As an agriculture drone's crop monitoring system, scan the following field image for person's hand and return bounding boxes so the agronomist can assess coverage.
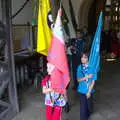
[45,88,53,93]
[42,87,53,94]
[86,92,91,99]
[49,88,53,92]
[87,74,93,79]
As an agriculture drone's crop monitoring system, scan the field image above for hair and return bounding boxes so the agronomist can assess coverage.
[81,51,89,58]
[80,52,89,64]
[76,29,84,39]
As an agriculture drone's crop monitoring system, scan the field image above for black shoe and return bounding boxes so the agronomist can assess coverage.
[64,102,70,113]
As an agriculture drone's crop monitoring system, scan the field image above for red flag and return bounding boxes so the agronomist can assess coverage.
[47,9,70,94]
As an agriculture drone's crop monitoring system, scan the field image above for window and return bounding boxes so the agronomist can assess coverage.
[104,0,120,31]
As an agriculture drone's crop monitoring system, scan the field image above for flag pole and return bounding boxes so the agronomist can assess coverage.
[59,0,63,9]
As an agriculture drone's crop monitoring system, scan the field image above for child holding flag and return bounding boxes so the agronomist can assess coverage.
[41,6,70,120]
[77,52,97,120]
[77,11,102,120]
[41,63,66,120]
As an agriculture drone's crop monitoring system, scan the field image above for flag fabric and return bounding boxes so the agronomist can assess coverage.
[88,12,103,73]
[68,0,77,32]
[47,9,70,94]
[37,0,52,56]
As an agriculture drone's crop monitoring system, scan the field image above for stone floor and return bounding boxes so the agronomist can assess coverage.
[13,60,120,120]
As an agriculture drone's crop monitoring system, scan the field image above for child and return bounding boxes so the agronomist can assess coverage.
[41,63,66,120]
[77,53,97,120]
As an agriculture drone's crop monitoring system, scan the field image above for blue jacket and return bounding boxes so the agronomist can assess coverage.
[77,64,97,94]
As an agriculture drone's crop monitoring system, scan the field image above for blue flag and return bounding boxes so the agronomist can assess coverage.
[88,12,103,73]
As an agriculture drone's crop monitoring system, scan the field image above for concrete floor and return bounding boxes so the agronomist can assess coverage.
[13,60,120,120]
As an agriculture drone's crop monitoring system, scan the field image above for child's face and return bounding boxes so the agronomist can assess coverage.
[47,63,55,75]
[81,54,88,64]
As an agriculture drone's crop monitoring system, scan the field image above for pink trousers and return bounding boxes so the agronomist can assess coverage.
[46,105,62,120]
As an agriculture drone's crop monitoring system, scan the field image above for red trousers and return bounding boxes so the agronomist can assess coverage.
[46,105,62,120]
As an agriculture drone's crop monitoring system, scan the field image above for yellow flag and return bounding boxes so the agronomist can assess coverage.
[37,0,52,56]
